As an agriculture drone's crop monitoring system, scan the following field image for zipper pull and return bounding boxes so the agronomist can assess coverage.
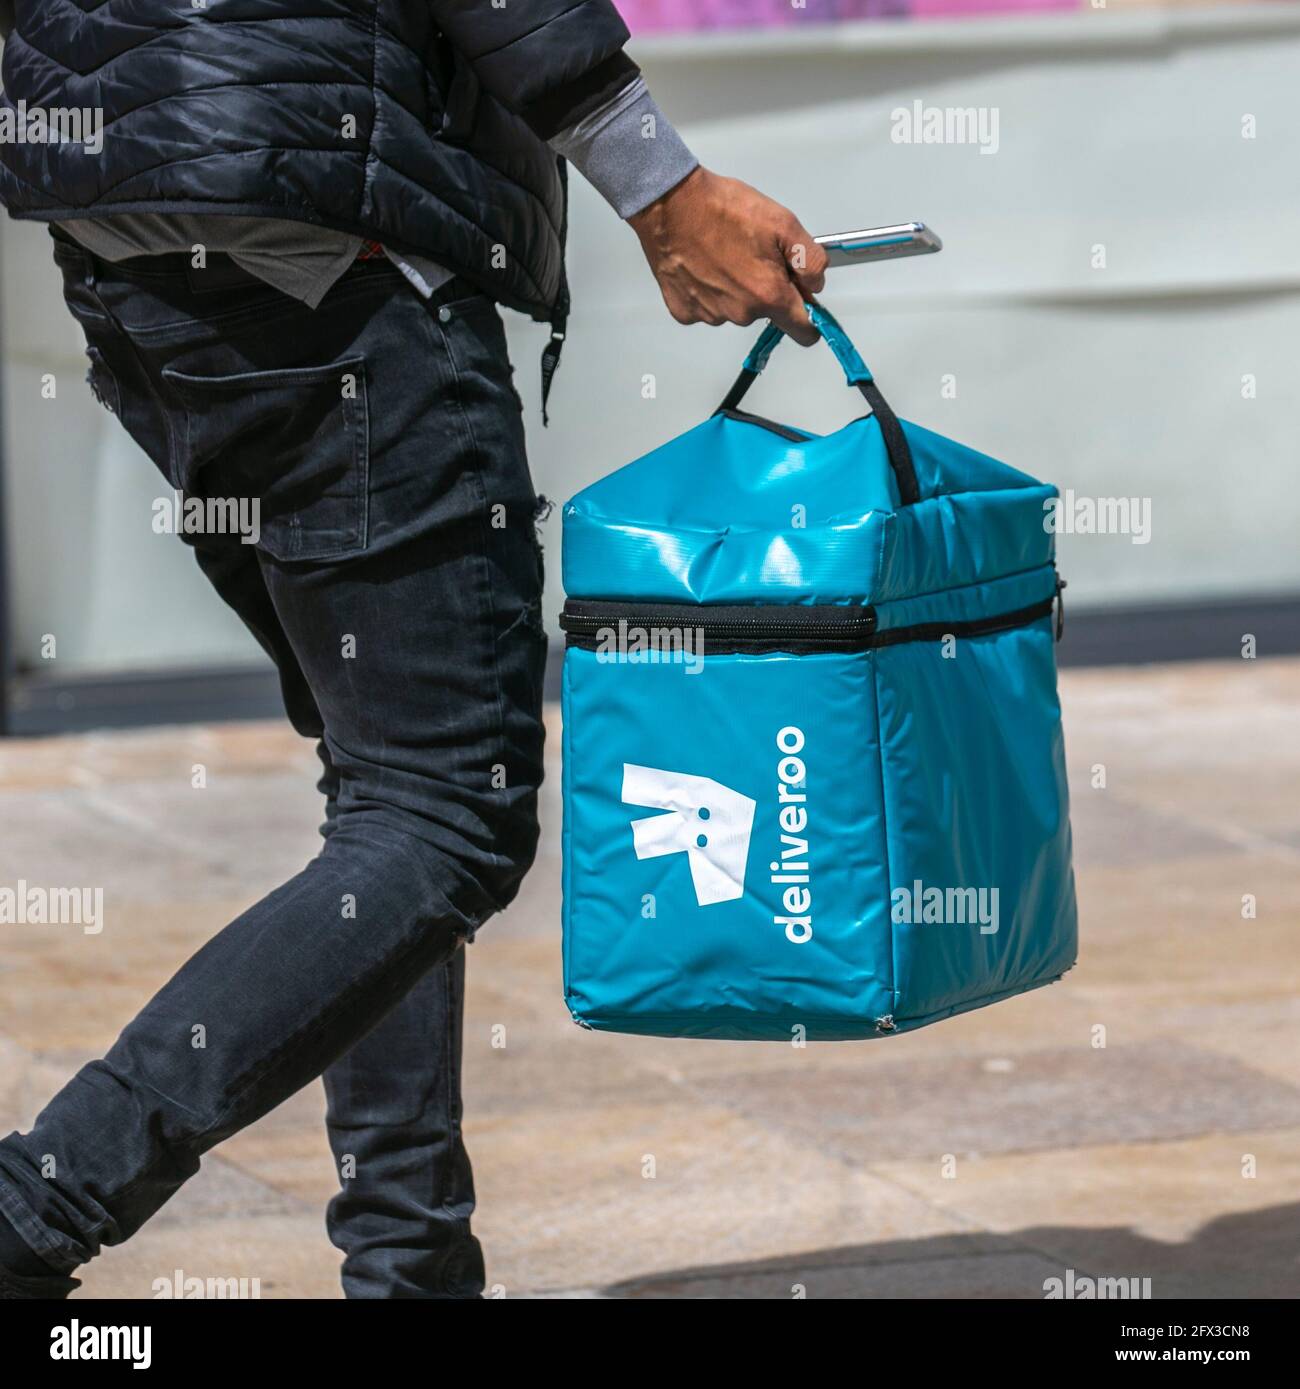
[540,313,567,427]
[1055,577,1067,642]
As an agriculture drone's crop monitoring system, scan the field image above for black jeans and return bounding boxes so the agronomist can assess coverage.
[0,233,548,1297]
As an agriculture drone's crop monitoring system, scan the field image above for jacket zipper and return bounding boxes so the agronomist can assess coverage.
[561,580,1064,655]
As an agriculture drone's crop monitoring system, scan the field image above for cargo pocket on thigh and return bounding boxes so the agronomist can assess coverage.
[161,356,370,561]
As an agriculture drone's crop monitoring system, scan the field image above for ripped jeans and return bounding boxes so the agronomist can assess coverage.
[0,233,547,1297]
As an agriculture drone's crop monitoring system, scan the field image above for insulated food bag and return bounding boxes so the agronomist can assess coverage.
[560,303,1077,1041]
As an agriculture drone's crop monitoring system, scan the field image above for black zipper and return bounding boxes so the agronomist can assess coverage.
[561,580,1064,656]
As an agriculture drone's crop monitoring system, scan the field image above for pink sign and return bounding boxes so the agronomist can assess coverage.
[618,0,1078,31]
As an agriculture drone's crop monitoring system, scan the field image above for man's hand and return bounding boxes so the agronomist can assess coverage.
[628,167,828,346]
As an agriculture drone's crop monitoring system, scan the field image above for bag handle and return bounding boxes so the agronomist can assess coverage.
[714,301,921,506]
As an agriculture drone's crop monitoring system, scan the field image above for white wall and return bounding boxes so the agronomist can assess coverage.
[0,218,268,674]
[3,5,1298,675]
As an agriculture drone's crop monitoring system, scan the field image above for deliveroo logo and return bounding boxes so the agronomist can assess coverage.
[622,764,756,907]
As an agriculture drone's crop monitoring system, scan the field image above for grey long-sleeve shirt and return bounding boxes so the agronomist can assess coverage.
[58,79,697,310]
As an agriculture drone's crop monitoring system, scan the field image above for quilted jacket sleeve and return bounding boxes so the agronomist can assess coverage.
[429,0,638,142]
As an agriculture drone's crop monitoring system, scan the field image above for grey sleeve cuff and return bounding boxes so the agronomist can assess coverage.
[549,77,699,221]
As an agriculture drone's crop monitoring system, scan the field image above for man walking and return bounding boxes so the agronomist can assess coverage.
[0,1,826,1298]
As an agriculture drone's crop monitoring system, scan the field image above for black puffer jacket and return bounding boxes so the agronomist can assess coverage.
[0,0,637,322]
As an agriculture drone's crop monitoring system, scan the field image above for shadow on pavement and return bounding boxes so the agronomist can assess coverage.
[602,1204,1300,1299]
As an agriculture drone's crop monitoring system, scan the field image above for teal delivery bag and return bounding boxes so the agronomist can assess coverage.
[560,304,1077,1041]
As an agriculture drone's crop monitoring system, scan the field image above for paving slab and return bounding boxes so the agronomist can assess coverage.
[872,1128,1300,1299]
[74,1214,343,1301]
[1060,660,1300,850]
[1068,790,1244,870]
[469,1100,978,1294]
[686,1040,1300,1163]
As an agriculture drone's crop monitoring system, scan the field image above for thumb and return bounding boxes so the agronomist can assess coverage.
[780,221,828,299]
[768,277,819,349]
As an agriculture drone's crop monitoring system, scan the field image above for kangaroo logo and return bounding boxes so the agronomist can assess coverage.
[622,764,756,906]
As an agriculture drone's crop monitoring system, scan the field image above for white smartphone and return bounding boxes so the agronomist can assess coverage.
[816,222,942,268]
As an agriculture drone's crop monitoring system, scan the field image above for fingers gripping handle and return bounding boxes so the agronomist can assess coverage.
[735,302,868,385]
[715,302,921,506]
[806,302,873,385]
[740,321,785,377]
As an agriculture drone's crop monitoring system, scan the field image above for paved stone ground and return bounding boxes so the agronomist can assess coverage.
[0,659,1296,1299]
